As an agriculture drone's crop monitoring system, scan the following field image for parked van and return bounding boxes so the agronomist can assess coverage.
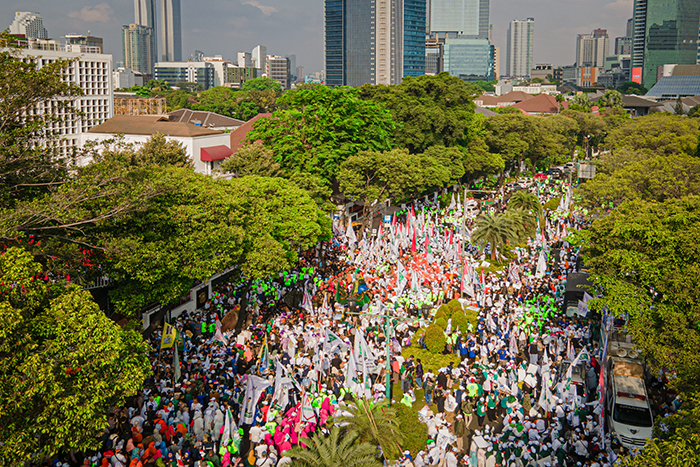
[607,358,653,451]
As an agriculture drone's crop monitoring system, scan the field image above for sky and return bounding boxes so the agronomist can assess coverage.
[2,0,634,75]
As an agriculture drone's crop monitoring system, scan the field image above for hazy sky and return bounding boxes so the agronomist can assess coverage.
[2,0,633,74]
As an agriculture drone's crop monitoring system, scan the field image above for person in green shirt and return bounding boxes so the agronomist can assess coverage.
[475,397,486,428]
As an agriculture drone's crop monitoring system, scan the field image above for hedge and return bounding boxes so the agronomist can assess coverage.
[395,402,429,457]
[435,317,448,330]
[401,347,455,373]
[424,324,446,354]
[451,311,470,333]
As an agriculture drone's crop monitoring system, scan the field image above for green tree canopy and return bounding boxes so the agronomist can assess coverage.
[617,81,648,95]
[0,247,150,463]
[285,426,382,467]
[241,77,282,93]
[246,85,396,184]
[471,212,518,260]
[358,72,481,153]
[604,114,700,157]
[219,141,281,177]
[333,397,404,460]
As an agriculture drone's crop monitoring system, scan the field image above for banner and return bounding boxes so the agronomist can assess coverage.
[160,322,177,349]
[239,375,272,426]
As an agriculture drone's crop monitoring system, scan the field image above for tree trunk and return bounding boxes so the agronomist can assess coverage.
[235,283,252,334]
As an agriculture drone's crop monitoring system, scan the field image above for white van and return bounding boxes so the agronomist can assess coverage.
[608,359,654,451]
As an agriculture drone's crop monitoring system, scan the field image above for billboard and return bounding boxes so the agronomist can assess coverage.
[631,67,642,84]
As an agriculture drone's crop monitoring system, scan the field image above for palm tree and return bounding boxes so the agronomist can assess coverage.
[332,397,404,460]
[286,426,383,467]
[471,212,518,261]
[508,191,542,217]
[502,208,536,243]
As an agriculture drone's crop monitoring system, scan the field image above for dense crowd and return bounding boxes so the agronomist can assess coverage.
[43,176,621,467]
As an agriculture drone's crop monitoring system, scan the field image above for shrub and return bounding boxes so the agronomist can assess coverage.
[434,305,449,320]
[401,347,454,373]
[395,403,429,457]
[446,299,463,315]
[424,324,446,354]
[451,311,469,333]
[543,197,560,211]
[463,308,479,329]
[435,317,448,330]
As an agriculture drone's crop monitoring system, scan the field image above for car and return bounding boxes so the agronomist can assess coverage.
[607,359,653,452]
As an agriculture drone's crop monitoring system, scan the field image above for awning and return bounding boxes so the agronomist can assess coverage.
[200,145,232,161]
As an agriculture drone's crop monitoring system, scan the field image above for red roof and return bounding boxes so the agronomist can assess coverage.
[230,113,273,153]
[512,94,560,114]
[200,145,233,161]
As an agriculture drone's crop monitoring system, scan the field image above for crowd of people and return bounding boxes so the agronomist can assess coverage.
[47,175,627,467]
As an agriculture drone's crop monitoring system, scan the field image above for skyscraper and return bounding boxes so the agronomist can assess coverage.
[122,24,156,77]
[632,0,700,89]
[252,45,267,71]
[135,0,156,29]
[576,29,609,68]
[429,0,488,38]
[160,0,182,62]
[9,12,48,39]
[506,18,534,78]
[324,0,425,87]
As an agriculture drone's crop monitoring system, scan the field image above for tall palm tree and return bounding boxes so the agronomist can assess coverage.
[508,191,542,217]
[502,208,536,243]
[332,397,404,460]
[471,212,518,260]
[286,426,383,467]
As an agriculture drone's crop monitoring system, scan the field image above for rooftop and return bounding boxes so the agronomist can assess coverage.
[87,115,223,137]
[168,109,245,128]
[646,76,700,99]
[512,94,560,114]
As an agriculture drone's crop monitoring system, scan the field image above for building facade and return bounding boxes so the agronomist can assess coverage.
[252,45,267,72]
[442,38,494,80]
[227,67,257,87]
[506,18,534,78]
[576,29,609,68]
[267,55,291,89]
[155,62,214,89]
[632,0,700,89]
[324,0,425,86]
[9,12,48,39]
[122,24,156,77]
[64,34,103,53]
[17,43,114,156]
[160,0,182,61]
[429,0,489,39]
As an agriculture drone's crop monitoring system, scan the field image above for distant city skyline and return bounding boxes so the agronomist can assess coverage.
[2,0,635,75]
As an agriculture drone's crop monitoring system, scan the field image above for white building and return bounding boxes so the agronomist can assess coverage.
[512,84,558,95]
[576,29,609,68]
[9,12,48,39]
[506,18,535,78]
[113,67,145,89]
[16,41,114,156]
[252,45,267,73]
[80,115,232,175]
[154,61,215,89]
[237,52,252,68]
[202,56,230,87]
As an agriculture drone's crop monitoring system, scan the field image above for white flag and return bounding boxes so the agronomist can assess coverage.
[346,222,357,246]
[238,375,272,426]
[535,250,547,278]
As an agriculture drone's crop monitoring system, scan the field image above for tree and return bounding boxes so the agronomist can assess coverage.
[561,111,607,158]
[241,77,282,93]
[569,93,592,112]
[617,81,648,95]
[675,96,685,116]
[358,73,481,153]
[174,81,202,92]
[333,397,404,460]
[597,90,623,109]
[285,426,382,467]
[502,208,536,243]
[246,85,396,185]
[472,80,497,92]
[219,141,281,177]
[689,105,700,118]
[604,114,700,157]
[0,34,82,208]
[0,247,150,464]
[134,133,193,168]
[577,153,700,211]
[145,79,170,92]
[580,196,700,395]
[471,213,517,260]
[507,191,541,216]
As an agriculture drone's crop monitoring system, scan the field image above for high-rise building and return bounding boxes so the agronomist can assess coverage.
[493,45,500,79]
[267,55,291,89]
[122,24,156,77]
[296,65,305,82]
[238,52,252,68]
[632,0,700,89]
[64,34,103,53]
[615,37,632,55]
[324,0,425,87]
[429,0,488,39]
[155,61,214,89]
[160,0,182,61]
[135,0,156,29]
[442,38,494,80]
[506,18,534,78]
[286,54,297,78]
[252,45,267,72]
[18,41,113,156]
[627,17,634,38]
[576,29,609,68]
[9,12,48,39]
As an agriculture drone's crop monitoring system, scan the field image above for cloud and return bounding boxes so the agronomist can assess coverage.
[67,3,114,23]
[241,0,277,16]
